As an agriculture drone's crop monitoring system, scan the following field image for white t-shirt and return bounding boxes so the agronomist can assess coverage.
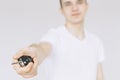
[39,25,105,80]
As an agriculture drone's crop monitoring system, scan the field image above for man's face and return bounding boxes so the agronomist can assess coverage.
[60,0,88,24]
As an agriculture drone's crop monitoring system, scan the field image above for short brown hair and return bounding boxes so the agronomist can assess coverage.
[60,0,62,8]
[60,0,87,8]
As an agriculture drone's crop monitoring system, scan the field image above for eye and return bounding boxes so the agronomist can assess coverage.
[77,0,83,4]
[64,2,72,6]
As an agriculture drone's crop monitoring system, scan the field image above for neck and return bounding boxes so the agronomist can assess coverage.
[65,21,85,40]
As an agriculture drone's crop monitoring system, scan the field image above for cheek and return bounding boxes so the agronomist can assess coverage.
[79,5,87,12]
[79,7,84,12]
[63,9,71,16]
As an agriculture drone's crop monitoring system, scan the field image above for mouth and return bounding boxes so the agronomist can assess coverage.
[72,13,80,16]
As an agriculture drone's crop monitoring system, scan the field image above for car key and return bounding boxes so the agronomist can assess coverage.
[12,56,34,67]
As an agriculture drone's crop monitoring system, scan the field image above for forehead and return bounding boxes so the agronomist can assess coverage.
[62,0,84,2]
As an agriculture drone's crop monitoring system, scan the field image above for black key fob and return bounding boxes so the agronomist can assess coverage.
[18,56,34,67]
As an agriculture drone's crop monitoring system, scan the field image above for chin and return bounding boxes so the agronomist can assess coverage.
[71,19,83,24]
[70,17,83,23]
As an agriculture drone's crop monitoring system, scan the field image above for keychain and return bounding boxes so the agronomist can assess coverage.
[12,56,34,67]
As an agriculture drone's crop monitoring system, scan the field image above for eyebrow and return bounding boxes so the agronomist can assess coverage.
[77,0,84,3]
[63,0,84,4]
[63,1,71,4]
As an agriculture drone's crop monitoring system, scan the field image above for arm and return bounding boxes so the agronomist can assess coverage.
[12,42,52,78]
[30,42,52,64]
[96,63,104,80]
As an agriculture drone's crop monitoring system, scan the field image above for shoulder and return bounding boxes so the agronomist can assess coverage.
[46,25,64,37]
[86,30,103,45]
[47,25,63,33]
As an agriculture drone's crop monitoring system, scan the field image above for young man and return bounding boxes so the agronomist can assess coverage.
[12,0,105,80]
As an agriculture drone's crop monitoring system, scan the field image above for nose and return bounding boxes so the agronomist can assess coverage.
[72,5,78,11]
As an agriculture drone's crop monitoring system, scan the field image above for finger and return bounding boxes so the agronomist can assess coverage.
[13,47,35,59]
[13,62,33,75]
[21,62,33,73]
[12,61,19,70]
[21,73,37,78]
[33,58,39,69]
[23,47,36,58]
[22,75,32,78]
[12,59,19,65]
[30,58,39,73]
[20,58,38,77]
[12,59,18,63]
[16,47,36,58]
[13,63,24,75]
[13,50,24,59]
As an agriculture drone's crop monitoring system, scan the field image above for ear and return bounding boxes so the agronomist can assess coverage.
[86,3,89,11]
[84,3,88,14]
[59,8,64,15]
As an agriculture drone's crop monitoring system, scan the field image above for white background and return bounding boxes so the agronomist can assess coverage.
[0,0,120,80]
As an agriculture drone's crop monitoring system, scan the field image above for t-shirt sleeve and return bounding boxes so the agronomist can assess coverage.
[97,40,105,63]
[38,29,59,79]
[40,28,59,49]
